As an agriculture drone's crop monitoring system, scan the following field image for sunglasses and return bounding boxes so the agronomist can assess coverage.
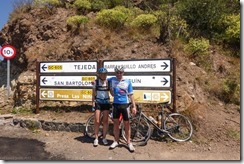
[116,72,124,74]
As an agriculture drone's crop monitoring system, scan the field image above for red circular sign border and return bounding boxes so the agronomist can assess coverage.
[0,45,16,60]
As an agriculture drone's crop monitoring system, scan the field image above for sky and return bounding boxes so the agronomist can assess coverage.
[0,0,14,30]
[0,0,14,60]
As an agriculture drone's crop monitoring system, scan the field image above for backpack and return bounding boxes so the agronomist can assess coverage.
[95,79,110,100]
[95,79,110,91]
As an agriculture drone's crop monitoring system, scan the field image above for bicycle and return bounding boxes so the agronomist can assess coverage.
[125,102,193,146]
[84,104,125,139]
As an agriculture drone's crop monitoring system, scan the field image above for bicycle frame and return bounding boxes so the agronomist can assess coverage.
[129,102,193,145]
[136,105,170,135]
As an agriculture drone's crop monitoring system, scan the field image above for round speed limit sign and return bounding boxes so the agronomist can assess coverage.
[0,45,16,59]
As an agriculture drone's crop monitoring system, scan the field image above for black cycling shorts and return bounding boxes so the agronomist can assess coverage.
[112,103,130,121]
[95,103,110,111]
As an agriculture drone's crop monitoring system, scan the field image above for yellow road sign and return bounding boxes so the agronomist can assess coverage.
[108,90,171,104]
[48,65,62,70]
[40,89,171,103]
[40,89,92,101]
[133,90,171,103]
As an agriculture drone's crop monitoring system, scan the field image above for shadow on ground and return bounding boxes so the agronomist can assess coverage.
[0,137,66,160]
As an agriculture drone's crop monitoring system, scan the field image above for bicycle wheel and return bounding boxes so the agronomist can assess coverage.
[84,114,103,139]
[164,113,193,142]
[122,116,151,146]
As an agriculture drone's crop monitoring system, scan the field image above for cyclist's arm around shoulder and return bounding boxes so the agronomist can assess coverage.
[91,79,96,107]
[107,77,114,96]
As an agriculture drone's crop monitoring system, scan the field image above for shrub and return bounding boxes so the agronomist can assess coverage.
[130,14,157,29]
[222,14,240,42]
[184,37,211,70]
[74,0,91,11]
[185,37,210,56]
[96,8,127,29]
[33,0,62,7]
[219,14,240,51]
[90,0,107,11]
[221,78,240,105]
[67,15,89,28]
[153,9,189,41]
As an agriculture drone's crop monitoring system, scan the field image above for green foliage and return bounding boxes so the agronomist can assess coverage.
[153,9,189,40]
[113,6,131,15]
[175,0,240,55]
[226,129,240,141]
[90,0,107,11]
[220,14,240,46]
[12,107,31,114]
[67,15,89,28]
[96,8,128,29]
[74,0,91,11]
[130,14,157,29]
[184,37,211,70]
[222,78,240,105]
[176,0,227,37]
[33,0,62,7]
[106,0,125,8]
[185,37,209,56]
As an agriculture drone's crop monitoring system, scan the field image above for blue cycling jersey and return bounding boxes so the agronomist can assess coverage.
[108,77,133,104]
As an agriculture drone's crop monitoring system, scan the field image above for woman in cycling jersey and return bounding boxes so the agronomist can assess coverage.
[108,65,137,152]
[92,67,110,147]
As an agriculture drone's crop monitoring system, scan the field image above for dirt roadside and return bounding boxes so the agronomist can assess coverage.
[0,107,241,161]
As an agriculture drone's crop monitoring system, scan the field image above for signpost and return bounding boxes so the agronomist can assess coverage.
[40,61,97,73]
[103,59,171,73]
[133,90,171,103]
[0,46,4,61]
[40,89,92,101]
[40,76,96,87]
[107,75,171,88]
[39,88,172,103]
[0,45,16,98]
[36,58,176,113]
[103,58,175,111]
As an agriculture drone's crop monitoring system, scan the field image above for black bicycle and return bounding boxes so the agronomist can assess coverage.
[125,102,193,146]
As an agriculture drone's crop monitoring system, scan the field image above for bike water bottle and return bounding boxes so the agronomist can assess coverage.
[149,116,158,124]
[157,114,162,127]
[92,107,95,112]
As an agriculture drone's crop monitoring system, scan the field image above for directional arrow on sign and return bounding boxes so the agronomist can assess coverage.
[41,91,47,98]
[41,77,47,84]
[161,77,168,86]
[161,93,169,101]
[41,64,47,71]
[161,62,169,70]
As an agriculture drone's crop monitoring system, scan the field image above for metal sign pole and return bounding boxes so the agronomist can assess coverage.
[36,61,40,114]
[1,45,17,98]
[7,59,10,98]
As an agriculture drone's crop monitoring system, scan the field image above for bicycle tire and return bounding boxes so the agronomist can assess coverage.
[122,115,151,146]
[164,113,193,142]
[84,114,103,139]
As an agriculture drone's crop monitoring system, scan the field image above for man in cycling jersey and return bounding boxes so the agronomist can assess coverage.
[108,65,137,152]
[92,67,110,147]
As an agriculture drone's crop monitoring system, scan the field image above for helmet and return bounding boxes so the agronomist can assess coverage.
[114,65,125,72]
[98,67,108,74]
